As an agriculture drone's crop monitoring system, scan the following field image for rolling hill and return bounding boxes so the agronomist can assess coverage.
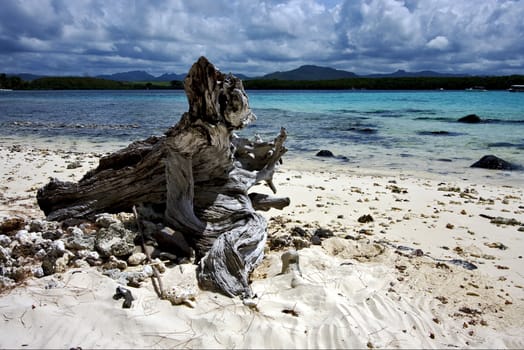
[5,65,473,85]
[364,69,468,78]
[261,65,358,80]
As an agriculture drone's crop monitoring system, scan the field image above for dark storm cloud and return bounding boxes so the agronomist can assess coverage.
[0,0,69,41]
[332,0,524,74]
[0,0,522,76]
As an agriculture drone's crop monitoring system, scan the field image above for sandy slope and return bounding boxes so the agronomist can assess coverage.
[1,144,523,349]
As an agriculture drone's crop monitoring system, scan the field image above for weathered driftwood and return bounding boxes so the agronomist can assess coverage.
[37,56,289,297]
[38,136,167,221]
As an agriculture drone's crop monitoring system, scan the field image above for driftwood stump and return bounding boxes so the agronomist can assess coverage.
[37,56,289,297]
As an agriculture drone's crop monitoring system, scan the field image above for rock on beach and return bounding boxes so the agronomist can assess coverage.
[0,214,147,289]
[470,155,517,170]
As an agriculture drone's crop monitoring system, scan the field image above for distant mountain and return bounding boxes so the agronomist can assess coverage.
[233,73,251,80]
[96,67,469,82]
[364,69,468,78]
[101,67,467,82]
[6,66,471,84]
[7,73,44,81]
[260,65,357,80]
[256,66,468,80]
[153,73,186,82]
[96,70,156,82]
[95,71,189,82]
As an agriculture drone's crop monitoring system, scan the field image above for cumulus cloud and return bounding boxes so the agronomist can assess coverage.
[333,0,524,74]
[0,0,522,76]
[426,36,449,50]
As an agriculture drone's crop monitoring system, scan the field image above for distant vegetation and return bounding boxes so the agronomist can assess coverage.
[0,73,27,89]
[243,75,524,90]
[2,72,523,91]
[29,77,126,90]
[0,75,184,90]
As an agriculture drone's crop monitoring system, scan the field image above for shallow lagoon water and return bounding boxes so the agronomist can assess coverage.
[1,89,523,184]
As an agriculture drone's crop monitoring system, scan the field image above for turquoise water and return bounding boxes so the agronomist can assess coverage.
[1,89,523,181]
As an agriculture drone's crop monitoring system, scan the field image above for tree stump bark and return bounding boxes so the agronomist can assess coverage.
[37,56,289,297]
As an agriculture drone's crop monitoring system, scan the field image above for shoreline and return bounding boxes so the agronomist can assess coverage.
[1,141,524,348]
[2,134,523,187]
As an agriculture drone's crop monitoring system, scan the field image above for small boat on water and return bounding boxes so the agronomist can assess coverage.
[0,88,13,92]
[508,84,524,92]
[465,86,487,91]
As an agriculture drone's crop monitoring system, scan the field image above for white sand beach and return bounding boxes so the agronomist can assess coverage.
[1,143,523,349]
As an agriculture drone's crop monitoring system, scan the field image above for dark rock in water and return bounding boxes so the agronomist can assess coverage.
[316,150,334,157]
[347,127,377,134]
[314,150,350,161]
[470,155,516,170]
[418,131,462,136]
[488,142,516,148]
[458,114,482,123]
[487,142,524,150]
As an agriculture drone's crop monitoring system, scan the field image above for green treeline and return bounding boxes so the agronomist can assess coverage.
[29,77,126,89]
[0,74,184,90]
[0,74,27,89]
[243,75,524,90]
[2,73,524,90]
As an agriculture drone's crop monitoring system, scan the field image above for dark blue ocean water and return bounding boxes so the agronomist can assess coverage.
[1,89,523,180]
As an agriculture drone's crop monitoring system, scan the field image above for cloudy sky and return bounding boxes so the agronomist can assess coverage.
[1,0,523,77]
